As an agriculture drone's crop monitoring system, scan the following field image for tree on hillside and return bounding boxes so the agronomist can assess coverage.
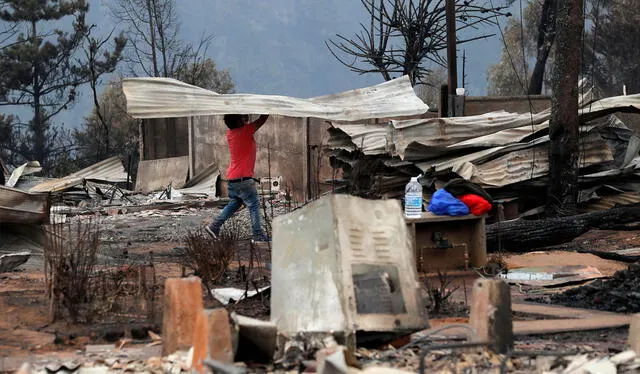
[585,0,640,97]
[0,113,18,165]
[76,18,127,158]
[108,0,182,77]
[527,0,557,94]
[0,0,89,166]
[327,0,511,86]
[73,79,139,168]
[175,57,234,93]
[0,6,17,53]
[502,0,558,94]
[487,0,554,96]
[108,0,233,90]
[487,18,531,96]
[0,1,127,172]
[488,0,639,97]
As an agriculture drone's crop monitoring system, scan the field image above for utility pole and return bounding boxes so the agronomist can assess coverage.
[546,0,584,216]
[446,0,458,116]
[462,49,467,90]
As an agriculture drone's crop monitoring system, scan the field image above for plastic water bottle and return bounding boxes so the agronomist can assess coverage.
[404,176,423,218]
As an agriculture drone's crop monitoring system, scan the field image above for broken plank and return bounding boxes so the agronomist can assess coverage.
[413,315,631,341]
[513,316,631,336]
[512,302,627,320]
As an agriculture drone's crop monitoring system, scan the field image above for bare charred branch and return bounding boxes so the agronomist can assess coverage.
[327,0,510,85]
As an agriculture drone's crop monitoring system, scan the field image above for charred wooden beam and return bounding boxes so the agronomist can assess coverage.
[487,203,640,252]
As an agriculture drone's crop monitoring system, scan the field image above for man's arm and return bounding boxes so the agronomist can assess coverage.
[252,114,269,131]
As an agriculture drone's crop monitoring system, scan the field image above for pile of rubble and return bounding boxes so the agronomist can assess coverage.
[13,339,640,373]
[14,350,192,374]
[327,85,640,216]
[550,263,640,313]
[364,347,640,374]
[0,156,226,227]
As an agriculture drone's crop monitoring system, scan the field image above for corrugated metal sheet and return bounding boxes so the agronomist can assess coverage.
[174,162,219,197]
[579,94,640,120]
[330,123,389,154]
[414,124,605,173]
[324,95,638,159]
[122,75,429,121]
[391,110,551,158]
[451,131,614,188]
[585,192,640,211]
[390,94,640,158]
[0,185,49,224]
[330,117,549,159]
[416,137,550,174]
[328,93,639,159]
[29,156,128,192]
[451,122,549,148]
[581,156,640,179]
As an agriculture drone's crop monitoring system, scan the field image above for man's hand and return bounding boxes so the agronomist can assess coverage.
[253,114,269,131]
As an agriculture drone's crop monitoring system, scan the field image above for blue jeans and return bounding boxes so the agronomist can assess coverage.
[210,179,268,241]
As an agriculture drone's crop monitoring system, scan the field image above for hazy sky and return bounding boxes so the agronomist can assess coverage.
[2,0,518,129]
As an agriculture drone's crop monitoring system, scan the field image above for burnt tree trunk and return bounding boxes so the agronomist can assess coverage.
[487,203,640,252]
[546,0,584,217]
[31,20,45,165]
[528,0,557,95]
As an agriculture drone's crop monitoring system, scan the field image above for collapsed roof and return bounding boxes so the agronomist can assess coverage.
[326,91,640,206]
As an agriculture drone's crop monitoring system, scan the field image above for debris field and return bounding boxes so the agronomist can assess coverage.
[2,78,640,374]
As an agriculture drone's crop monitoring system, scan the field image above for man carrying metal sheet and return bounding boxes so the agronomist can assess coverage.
[205,114,270,243]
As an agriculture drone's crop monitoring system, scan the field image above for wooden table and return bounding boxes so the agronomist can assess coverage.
[405,212,487,272]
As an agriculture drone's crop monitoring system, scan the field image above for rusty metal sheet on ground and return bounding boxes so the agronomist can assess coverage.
[413,315,631,340]
[135,156,190,193]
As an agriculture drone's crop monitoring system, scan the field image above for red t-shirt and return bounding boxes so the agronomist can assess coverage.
[226,123,257,179]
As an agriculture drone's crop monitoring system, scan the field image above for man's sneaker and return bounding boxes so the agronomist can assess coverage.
[204,225,219,240]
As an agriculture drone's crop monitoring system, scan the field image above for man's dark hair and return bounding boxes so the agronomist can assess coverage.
[223,114,245,129]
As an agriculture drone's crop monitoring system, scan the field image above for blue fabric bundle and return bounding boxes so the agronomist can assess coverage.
[427,189,470,216]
